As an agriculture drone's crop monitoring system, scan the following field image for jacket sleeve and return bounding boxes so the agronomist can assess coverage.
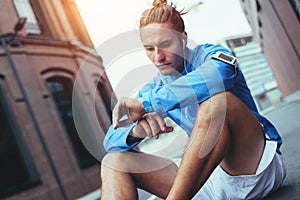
[141,44,237,116]
[103,122,138,152]
[103,81,158,152]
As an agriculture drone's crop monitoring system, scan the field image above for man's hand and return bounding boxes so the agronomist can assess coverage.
[132,113,174,139]
[113,97,146,129]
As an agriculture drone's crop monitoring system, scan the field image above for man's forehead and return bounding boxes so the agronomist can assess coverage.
[140,25,181,43]
[141,22,181,32]
[140,26,181,35]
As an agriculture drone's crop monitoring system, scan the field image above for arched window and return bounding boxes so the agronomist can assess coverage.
[0,78,40,198]
[45,74,98,169]
[13,0,41,34]
[94,75,116,132]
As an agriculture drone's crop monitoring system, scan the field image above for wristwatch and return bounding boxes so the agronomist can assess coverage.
[142,99,153,113]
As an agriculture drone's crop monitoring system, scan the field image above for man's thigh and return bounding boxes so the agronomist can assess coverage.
[220,92,265,175]
[193,92,265,175]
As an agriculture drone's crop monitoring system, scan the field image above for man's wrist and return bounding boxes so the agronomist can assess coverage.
[137,98,146,113]
[126,134,144,145]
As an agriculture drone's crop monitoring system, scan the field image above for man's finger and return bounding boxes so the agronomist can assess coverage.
[137,120,152,137]
[160,126,174,133]
[153,134,159,139]
[112,100,128,129]
[113,114,121,129]
[113,115,119,129]
[153,126,173,139]
[112,103,120,129]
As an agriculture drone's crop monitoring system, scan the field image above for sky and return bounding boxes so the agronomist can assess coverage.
[74,0,252,98]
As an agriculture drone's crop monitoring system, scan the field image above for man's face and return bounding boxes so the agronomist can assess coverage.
[140,23,185,76]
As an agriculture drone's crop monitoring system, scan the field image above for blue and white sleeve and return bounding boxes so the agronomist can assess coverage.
[103,122,138,152]
[141,44,237,115]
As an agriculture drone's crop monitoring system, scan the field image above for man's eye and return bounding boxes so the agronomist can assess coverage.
[145,47,154,51]
[159,45,169,49]
[159,42,171,49]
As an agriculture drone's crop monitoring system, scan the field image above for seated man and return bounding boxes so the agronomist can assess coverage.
[100,0,286,199]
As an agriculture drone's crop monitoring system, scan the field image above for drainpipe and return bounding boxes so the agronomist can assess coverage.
[0,34,67,200]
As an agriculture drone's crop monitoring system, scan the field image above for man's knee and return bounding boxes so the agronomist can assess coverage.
[223,92,256,124]
[101,152,127,174]
[101,151,152,174]
[196,92,229,122]
[194,91,248,134]
[198,92,246,116]
[224,92,246,110]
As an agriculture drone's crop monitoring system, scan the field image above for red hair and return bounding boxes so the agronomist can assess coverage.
[139,0,186,33]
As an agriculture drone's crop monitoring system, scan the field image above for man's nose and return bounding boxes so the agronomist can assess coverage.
[154,48,165,63]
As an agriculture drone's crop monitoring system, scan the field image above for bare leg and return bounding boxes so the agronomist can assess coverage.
[101,92,265,200]
[167,92,265,199]
[100,151,178,200]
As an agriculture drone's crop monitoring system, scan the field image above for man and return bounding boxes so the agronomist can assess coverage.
[100,1,286,199]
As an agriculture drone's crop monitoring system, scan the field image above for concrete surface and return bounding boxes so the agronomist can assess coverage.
[262,91,300,200]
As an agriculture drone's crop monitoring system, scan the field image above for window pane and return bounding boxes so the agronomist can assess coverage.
[96,81,113,123]
[0,84,40,198]
[46,76,98,169]
[13,0,41,34]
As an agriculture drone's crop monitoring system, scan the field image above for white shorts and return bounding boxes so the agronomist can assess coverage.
[172,140,286,200]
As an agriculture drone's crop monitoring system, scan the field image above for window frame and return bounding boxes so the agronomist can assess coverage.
[43,71,99,169]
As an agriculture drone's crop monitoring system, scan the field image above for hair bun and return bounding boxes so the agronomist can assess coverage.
[153,0,167,7]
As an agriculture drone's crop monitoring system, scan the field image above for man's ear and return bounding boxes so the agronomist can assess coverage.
[182,31,188,46]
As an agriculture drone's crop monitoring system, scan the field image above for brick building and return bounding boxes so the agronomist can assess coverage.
[239,0,300,97]
[0,0,116,199]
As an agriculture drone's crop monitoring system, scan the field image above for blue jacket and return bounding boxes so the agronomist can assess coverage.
[103,43,282,153]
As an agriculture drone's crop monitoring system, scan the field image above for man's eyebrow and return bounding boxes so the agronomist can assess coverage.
[143,44,153,47]
[143,39,173,47]
[159,39,173,45]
